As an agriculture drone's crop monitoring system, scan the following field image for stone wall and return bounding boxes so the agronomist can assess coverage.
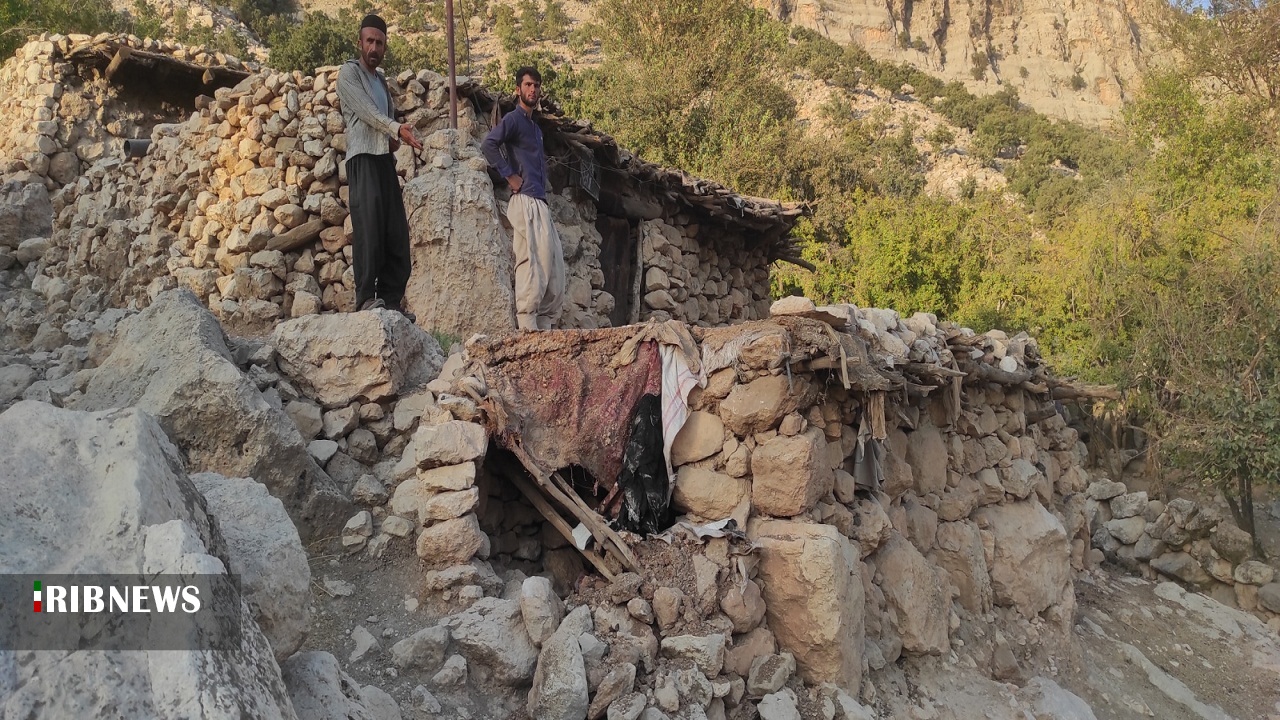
[1087,478,1280,629]
[637,219,773,326]
[3,35,783,342]
[0,33,248,187]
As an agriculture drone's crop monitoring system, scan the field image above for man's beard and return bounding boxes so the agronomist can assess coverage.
[362,50,381,69]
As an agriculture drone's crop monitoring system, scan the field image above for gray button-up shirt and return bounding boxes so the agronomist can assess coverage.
[337,59,401,159]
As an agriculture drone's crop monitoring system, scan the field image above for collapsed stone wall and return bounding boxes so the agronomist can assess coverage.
[1087,478,1280,628]
[298,303,1089,717]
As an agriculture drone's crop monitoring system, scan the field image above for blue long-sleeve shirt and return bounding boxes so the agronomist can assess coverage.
[481,106,548,201]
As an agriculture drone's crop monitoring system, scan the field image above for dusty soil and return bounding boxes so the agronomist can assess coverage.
[1062,569,1280,720]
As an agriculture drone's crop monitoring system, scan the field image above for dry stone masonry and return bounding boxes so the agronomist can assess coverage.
[1,34,788,347]
[7,32,1268,720]
[1087,478,1280,629]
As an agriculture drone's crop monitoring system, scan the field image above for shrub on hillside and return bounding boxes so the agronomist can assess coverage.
[0,0,127,58]
[268,11,352,73]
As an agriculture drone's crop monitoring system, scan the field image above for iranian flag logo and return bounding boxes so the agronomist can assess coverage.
[33,580,41,613]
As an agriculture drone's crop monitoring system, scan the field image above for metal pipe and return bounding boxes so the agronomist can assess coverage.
[445,0,458,130]
[123,138,151,158]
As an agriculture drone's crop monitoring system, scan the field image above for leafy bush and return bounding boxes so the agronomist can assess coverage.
[268,11,352,73]
[1070,73,1086,91]
[386,34,447,74]
[0,0,128,58]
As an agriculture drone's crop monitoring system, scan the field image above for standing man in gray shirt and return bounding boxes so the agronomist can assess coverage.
[481,66,565,331]
[337,14,423,321]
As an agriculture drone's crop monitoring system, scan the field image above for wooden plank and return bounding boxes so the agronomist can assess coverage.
[551,470,641,570]
[510,472,615,581]
[507,444,639,573]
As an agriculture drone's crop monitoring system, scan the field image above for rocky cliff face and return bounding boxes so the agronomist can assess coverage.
[771,0,1171,124]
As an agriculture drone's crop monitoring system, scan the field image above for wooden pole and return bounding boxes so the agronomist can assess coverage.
[445,0,459,129]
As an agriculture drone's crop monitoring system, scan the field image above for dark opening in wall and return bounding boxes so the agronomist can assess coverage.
[595,215,637,326]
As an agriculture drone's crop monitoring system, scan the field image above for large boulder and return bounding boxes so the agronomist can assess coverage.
[402,130,517,338]
[972,501,1070,616]
[0,179,52,250]
[931,521,992,613]
[719,375,799,436]
[271,308,444,408]
[673,466,748,520]
[527,605,591,720]
[191,473,312,663]
[905,422,947,496]
[751,428,834,517]
[873,533,950,655]
[440,597,540,685]
[281,651,401,720]
[748,519,863,692]
[0,402,295,719]
[77,289,350,541]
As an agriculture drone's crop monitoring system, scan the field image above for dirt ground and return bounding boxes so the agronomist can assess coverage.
[1062,569,1280,720]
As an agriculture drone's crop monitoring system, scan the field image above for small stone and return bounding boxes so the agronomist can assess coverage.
[747,652,795,696]
[432,654,468,685]
[343,511,373,542]
[606,692,647,720]
[653,586,683,630]
[659,634,725,676]
[758,689,801,720]
[322,405,359,439]
[350,625,379,662]
[1110,491,1148,519]
[324,578,354,597]
[381,515,415,538]
[627,597,654,624]
[352,474,388,505]
[284,399,323,440]
[1259,583,1280,614]
[1086,480,1127,501]
[411,685,442,714]
[1234,560,1275,586]
[307,439,339,465]
[521,575,565,647]
[390,625,449,670]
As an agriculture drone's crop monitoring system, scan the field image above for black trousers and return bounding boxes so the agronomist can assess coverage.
[347,153,411,308]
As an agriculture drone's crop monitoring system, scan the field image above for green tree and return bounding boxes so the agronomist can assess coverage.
[566,0,797,194]
[268,11,352,73]
[1134,234,1280,553]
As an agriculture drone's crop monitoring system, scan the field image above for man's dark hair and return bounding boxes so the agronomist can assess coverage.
[515,66,542,85]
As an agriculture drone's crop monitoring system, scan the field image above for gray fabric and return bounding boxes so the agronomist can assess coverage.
[337,59,400,159]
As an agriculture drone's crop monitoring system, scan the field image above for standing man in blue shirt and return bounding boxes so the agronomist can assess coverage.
[337,14,423,321]
[481,66,565,331]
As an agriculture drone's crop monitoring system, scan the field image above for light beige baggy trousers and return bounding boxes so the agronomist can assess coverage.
[507,193,565,330]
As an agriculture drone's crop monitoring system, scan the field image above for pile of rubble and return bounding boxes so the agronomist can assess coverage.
[1087,478,1280,627]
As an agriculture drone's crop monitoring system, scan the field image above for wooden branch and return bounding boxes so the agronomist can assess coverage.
[509,472,615,581]
[1026,406,1061,424]
[1051,383,1122,401]
[506,444,639,574]
[958,361,1033,386]
[267,219,325,253]
[105,47,131,80]
[551,470,641,571]
[903,362,967,379]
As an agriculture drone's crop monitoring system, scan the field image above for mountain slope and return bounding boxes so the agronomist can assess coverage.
[764,0,1172,124]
